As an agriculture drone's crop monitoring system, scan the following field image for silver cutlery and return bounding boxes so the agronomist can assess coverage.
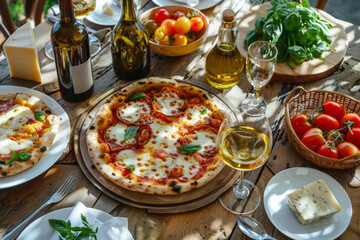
[237,215,277,240]
[3,176,75,240]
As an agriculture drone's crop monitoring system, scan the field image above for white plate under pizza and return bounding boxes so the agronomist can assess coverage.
[0,86,71,189]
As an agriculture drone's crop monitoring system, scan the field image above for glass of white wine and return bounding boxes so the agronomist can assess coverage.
[45,0,101,59]
[217,109,272,214]
[240,41,277,116]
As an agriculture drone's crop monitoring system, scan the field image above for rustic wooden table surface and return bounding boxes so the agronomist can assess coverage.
[1,0,359,239]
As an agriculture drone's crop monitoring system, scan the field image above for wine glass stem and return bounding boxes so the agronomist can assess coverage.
[233,171,249,199]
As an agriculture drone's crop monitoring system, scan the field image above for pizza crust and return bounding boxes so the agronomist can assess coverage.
[86,78,225,195]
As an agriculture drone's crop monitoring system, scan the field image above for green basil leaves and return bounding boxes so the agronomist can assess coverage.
[5,151,32,166]
[178,144,202,154]
[125,164,135,171]
[200,109,207,115]
[34,111,45,121]
[124,126,139,141]
[128,92,147,101]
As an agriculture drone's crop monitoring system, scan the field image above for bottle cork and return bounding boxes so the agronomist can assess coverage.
[222,9,235,22]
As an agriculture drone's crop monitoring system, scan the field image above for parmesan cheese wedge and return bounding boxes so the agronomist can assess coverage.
[3,22,42,83]
[103,3,114,15]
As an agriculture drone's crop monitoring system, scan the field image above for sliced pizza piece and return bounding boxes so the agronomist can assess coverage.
[152,87,187,117]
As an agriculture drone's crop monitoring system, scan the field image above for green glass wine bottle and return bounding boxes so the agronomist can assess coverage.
[51,0,94,102]
[111,0,150,80]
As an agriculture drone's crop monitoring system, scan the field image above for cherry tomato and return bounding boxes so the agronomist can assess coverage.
[171,11,185,20]
[185,31,197,43]
[159,35,170,45]
[340,113,360,131]
[346,128,360,149]
[154,27,165,41]
[154,9,170,25]
[313,114,340,132]
[317,144,339,159]
[190,16,204,32]
[290,114,313,139]
[160,19,176,35]
[337,142,359,158]
[323,100,345,122]
[172,34,187,46]
[325,130,345,146]
[301,128,326,152]
[175,17,191,35]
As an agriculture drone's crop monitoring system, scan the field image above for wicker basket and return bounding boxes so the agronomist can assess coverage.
[284,86,360,169]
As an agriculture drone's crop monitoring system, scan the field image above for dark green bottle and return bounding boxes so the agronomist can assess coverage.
[111,0,150,80]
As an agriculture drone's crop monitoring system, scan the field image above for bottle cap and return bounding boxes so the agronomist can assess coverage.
[222,9,235,22]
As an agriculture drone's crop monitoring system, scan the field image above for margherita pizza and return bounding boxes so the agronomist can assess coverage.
[0,93,60,177]
[86,78,225,195]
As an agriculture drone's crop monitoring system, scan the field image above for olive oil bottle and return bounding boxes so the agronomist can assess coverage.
[111,0,150,80]
[206,9,244,89]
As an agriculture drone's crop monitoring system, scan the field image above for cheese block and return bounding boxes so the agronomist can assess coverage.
[103,3,114,15]
[286,179,342,225]
[3,22,42,83]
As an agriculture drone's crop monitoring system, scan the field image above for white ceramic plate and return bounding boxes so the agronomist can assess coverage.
[86,0,121,26]
[0,86,71,189]
[264,167,352,240]
[152,0,222,10]
[17,207,113,240]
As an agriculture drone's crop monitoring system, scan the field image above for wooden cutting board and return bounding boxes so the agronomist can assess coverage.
[74,79,240,213]
[237,2,347,83]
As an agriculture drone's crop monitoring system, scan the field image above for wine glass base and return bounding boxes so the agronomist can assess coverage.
[219,179,261,215]
[240,93,267,116]
[44,34,101,60]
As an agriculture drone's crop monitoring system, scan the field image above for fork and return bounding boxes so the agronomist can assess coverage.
[3,176,75,240]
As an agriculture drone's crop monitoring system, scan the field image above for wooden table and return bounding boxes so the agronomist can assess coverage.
[1,0,360,239]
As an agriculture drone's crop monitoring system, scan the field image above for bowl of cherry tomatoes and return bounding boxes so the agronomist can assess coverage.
[284,86,360,169]
[139,5,208,56]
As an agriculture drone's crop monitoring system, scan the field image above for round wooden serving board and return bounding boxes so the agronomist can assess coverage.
[237,2,348,83]
[74,78,240,213]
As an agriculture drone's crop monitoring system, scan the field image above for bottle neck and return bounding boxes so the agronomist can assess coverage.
[59,0,76,23]
[121,0,137,21]
[218,19,237,50]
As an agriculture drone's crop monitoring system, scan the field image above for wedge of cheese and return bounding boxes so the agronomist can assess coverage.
[286,179,342,225]
[3,22,42,83]
[103,3,114,15]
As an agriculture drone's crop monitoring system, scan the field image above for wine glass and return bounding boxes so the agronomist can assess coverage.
[217,109,272,214]
[45,0,101,59]
[240,41,278,116]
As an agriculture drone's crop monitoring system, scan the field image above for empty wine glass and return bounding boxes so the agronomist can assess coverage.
[240,41,277,116]
[45,0,101,59]
[217,109,272,214]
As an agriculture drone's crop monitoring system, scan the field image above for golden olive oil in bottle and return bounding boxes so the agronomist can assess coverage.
[111,0,150,80]
[206,9,244,89]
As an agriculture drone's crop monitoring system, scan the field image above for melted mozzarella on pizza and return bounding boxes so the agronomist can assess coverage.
[153,92,186,116]
[180,104,212,126]
[170,155,201,181]
[105,123,136,147]
[9,114,34,130]
[115,151,169,179]
[0,105,32,126]
[147,119,180,152]
[0,135,33,155]
[117,100,151,124]
[187,130,217,155]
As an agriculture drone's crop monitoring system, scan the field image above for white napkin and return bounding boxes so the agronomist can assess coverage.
[50,202,133,240]
[174,0,199,7]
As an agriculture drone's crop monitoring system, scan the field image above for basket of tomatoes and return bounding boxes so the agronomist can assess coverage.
[139,5,208,56]
[284,86,360,169]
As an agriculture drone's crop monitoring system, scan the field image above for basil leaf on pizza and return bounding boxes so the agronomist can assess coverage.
[34,111,45,121]
[125,164,135,171]
[17,151,32,161]
[128,92,147,101]
[178,144,202,154]
[86,78,225,195]
[200,109,207,115]
[124,126,139,141]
